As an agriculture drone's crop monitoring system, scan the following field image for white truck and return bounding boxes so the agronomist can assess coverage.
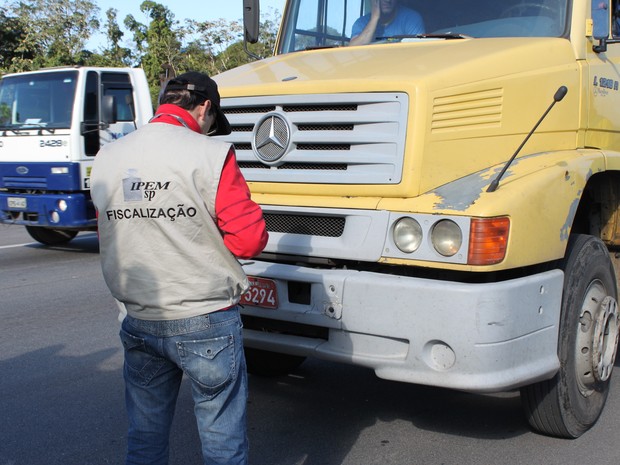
[0,66,153,244]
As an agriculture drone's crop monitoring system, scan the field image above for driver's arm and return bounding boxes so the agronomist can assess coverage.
[350,0,381,46]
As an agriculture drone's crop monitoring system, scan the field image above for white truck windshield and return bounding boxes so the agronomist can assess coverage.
[0,71,78,131]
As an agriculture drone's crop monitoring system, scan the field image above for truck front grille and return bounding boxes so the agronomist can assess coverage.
[219,93,408,185]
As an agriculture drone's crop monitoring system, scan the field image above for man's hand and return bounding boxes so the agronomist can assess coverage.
[350,0,382,46]
[370,0,381,21]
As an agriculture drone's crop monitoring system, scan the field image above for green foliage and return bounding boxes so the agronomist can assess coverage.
[188,9,280,75]
[0,103,11,126]
[90,8,134,67]
[4,0,100,72]
[124,1,187,105]
[0,9,30,74]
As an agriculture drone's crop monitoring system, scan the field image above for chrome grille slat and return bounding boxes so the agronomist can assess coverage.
[283,104,358,112]
[224,106,276,114]
[297,143,351,151]
[297,123,354,131]
[238,162,347,170]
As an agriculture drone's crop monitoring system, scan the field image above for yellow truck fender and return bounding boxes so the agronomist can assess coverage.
[381,149,613,270]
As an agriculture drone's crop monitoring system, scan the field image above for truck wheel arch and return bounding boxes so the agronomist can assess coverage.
[25,226,78,245]
[571,171,620,248]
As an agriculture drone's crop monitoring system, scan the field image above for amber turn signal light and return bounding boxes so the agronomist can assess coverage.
[468,217,510,265]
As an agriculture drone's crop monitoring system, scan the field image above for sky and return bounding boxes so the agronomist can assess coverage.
[88,0,286,50]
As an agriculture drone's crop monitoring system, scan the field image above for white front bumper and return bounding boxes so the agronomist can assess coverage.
[240,260,564,393]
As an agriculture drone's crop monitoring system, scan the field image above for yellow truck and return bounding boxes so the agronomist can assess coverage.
[216,0,620,437]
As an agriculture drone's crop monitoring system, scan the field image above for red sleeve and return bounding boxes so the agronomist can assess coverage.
[215,148,268,259]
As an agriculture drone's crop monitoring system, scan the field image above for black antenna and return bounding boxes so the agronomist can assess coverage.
[487,86,568,193]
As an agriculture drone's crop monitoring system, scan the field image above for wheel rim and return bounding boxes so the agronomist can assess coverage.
[593,296,619,382]
[575,280,619,396]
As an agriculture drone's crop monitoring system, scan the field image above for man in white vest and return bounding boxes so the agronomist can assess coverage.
[91,71,268,465]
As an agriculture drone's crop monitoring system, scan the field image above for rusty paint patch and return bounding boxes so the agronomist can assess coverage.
[560,191,582,241]
[433,166,506,211]
[561,169,593,240]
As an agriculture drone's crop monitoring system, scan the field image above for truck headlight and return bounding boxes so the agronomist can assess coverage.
[431,219,462,256]
[393,217,423,253]
[57,200,68,211]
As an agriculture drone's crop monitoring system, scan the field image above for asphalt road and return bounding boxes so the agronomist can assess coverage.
[1,224,619,465]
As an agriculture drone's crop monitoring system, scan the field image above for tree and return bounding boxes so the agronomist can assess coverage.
[125,1,187,104]
[88,8,134,67]
[6,0,100,70]
[188,7,281,76]
[0,10,30,74]
[3,2,42,72]
[251,7,281,59]
[186,18,244,75]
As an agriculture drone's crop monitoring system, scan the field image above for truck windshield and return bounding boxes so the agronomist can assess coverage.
[0,70,78,130]
[278,0,570,53]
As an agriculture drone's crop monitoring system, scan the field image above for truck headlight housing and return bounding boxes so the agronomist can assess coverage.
[384,213,508,265]
[431,219,462,257]
[393,217,423,253]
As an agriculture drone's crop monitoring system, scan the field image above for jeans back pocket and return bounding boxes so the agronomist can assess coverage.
[177,334,236,399]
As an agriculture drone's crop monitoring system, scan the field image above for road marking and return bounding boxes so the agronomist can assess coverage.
[0,233,98,250]
[0,242,35,249]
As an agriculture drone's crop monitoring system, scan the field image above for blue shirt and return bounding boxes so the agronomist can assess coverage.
[351,6,425,41]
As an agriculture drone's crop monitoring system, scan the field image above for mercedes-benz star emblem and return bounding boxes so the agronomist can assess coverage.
[252,113,290,164]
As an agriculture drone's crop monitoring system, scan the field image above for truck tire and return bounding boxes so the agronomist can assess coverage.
[25,226,78,245]
[244,347,306,377]
[520,234,619,438]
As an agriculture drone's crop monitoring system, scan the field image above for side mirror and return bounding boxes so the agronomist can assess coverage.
[101,95,117,125]
[592,0,611,52]
[243,0,260,44]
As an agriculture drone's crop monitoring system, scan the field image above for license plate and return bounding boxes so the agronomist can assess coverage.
[7,197,27,209]
[240,276,278,309]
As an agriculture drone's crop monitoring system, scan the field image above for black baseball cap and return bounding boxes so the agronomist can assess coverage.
[164,72,231,136]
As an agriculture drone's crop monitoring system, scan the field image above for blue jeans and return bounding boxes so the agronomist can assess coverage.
[120,307,248,465]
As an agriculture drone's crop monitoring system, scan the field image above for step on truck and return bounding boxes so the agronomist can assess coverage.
[219,0,620,437]
[0,66,153,244]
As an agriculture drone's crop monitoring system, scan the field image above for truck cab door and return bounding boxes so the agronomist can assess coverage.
[585,0,620,151]
[81,71,138,157]
[99,72,138,146]
[82,70,101,156]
